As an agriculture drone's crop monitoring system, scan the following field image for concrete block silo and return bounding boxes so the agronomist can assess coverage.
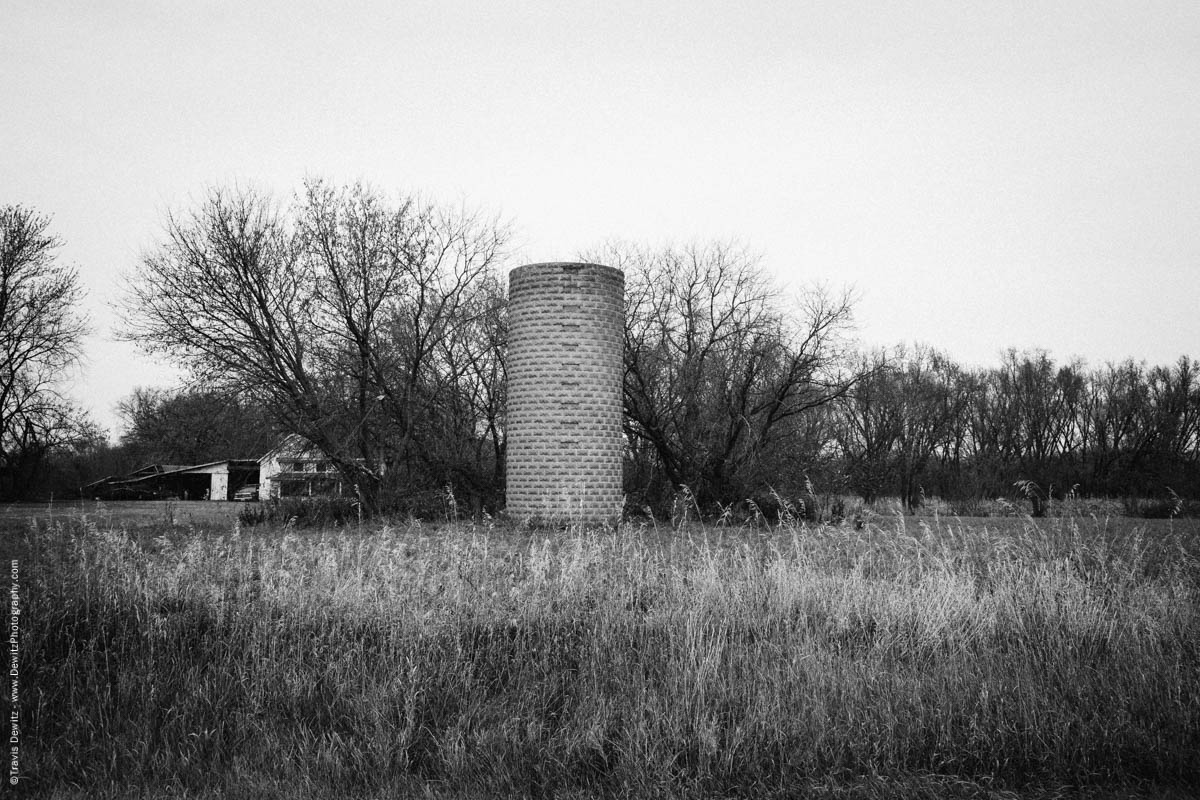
[505,262,624,523]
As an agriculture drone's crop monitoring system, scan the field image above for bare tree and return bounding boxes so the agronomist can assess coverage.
[1082,359,1160,494]
[121,181,510,511]
[593,241,859,511]
[117,386,278,465]
[834,345,975,510]
[0,205,96,498]
[1148,357,1200,471]
[888,345,974,511]
[833,348,904,504]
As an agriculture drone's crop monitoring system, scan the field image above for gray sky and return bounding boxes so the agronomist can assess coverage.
[5,1,1199,439]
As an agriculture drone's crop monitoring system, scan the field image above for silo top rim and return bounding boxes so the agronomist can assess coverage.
[511,262,624,275]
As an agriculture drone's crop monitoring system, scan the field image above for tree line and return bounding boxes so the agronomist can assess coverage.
[833,347,1199,515]
[3,185,1197,515]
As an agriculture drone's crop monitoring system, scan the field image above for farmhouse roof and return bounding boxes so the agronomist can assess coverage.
[259,433,323,463]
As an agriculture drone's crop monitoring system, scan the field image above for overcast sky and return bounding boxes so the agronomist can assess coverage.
[5,1,1199,439]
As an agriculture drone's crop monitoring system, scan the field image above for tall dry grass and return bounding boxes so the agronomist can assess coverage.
[23,512,1200,799]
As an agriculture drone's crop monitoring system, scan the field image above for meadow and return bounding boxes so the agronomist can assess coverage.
[10,501,1200,799]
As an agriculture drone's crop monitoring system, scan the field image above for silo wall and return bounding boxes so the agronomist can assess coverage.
[505,262,624,523]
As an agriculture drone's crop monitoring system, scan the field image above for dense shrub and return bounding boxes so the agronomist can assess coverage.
[237,496,363,527]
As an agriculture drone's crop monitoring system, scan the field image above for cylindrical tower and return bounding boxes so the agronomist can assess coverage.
[505,262,624,523]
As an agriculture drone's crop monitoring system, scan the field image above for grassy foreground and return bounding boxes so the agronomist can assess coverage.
[17,511,1200,799]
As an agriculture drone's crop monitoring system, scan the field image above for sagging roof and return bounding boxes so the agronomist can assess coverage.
[92,459,260,489]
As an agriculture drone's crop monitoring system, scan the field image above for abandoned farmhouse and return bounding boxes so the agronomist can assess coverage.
[86,434,343,501]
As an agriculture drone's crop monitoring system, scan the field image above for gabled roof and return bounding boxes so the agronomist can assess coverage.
[259,433,324,464]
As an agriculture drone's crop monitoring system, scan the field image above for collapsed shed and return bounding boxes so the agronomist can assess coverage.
[86,460,260,501]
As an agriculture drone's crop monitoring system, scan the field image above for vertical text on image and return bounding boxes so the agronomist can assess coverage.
[8,559,19,785]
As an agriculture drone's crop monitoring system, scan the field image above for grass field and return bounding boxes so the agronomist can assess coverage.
[8,503,1200,799]
[0,499,247,528]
